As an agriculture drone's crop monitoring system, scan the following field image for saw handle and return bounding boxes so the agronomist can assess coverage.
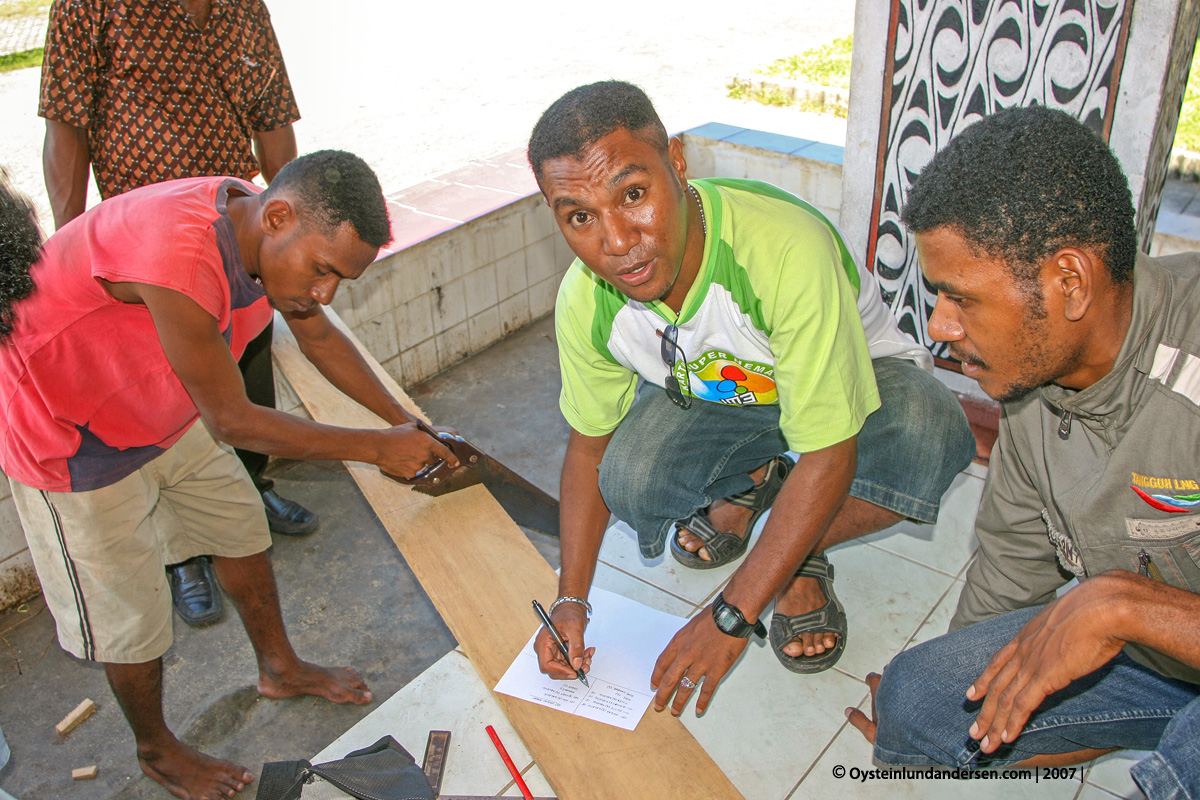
[384,421,478,487]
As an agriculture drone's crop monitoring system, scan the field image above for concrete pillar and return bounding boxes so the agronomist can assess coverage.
[840,0,1200,357]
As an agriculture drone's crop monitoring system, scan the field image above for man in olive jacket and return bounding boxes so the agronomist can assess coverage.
[848,107,1200,800]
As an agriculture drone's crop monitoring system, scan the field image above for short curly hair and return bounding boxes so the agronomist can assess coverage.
[0,170,41,341]
[265,150,391,248]
[528,81,669,186]
[902,105,1136,286]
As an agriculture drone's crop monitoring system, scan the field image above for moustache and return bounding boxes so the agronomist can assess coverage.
[949,346,987,370]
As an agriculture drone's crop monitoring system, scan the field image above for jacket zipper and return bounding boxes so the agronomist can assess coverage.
[1138,549,1164,582]
[1057,410,1073,440]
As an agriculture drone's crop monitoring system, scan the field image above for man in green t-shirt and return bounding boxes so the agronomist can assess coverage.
[529,81,975,713]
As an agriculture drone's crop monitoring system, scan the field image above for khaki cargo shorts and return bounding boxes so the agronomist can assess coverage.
[10,422,271,664]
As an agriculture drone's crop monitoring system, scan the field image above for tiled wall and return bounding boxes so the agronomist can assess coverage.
[682,123,846,225]
[328,194,570,391]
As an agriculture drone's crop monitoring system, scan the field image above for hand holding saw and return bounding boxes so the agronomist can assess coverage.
[381,421,560,538]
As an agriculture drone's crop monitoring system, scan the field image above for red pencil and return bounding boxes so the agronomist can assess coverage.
[485,724,534,800]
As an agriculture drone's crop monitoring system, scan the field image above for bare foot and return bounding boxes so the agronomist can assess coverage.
[676,461,771,561]
[258,660,372,704]
[774,572,838,657]
[138,739,254,800]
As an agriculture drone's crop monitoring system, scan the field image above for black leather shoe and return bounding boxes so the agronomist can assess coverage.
[262,488,319,536]
[167,556,223,627]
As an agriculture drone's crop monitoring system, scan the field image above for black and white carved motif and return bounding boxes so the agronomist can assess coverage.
[870,0,1128,357]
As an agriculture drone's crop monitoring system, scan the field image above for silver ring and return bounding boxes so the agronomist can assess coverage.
[679,675,697,690]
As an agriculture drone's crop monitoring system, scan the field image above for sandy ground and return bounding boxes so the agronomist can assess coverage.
[0,0,854,233]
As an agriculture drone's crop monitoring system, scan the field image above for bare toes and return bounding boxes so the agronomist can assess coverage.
[782,633,838,658]
[676,530,710,559]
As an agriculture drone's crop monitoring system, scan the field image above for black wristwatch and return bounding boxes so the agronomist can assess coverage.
[710,591,766,639]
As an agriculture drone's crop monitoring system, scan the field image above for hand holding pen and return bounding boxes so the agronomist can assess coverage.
[532,599,592,685]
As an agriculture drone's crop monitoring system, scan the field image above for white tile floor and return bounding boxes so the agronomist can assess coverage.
[312,467,1151,799]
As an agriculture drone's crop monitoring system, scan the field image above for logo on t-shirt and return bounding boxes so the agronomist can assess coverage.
[679,351,777,405]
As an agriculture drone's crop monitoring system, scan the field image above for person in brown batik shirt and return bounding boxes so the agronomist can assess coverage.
[38,0,318,630]
[39,0,300,225]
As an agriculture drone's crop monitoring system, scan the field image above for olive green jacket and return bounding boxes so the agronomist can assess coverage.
[953,252,1200,685]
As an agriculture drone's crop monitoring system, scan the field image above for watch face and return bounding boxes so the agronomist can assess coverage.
[713,603,745,636]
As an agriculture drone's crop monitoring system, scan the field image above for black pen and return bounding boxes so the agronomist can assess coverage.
[532,599,589,686]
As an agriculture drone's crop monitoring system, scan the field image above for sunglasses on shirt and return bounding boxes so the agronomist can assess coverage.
[657,324,693,409]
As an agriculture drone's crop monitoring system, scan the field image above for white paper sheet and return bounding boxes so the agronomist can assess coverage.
[493,586,688,731]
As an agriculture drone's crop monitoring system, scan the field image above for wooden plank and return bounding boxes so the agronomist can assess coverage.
[71,765,99,780]
[55,698,96,735]
[272,311,743,800]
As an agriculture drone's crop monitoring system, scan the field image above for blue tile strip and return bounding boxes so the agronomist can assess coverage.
[791,141,845,165]
[683,122,846,166]
[682,122,746,141]
[725,128,815,154]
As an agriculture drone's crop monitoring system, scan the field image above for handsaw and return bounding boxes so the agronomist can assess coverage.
[382,422,560,537]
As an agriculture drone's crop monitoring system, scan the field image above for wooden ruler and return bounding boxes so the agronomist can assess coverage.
[272,311,743,800]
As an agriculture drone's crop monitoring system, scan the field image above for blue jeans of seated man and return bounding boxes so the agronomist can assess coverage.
[874,604,1200,800]
[597,356,976,558]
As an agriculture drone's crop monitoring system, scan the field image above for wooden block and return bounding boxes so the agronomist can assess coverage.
[55,698,96,735]
[71,765,98,780]
[274,311,744,800]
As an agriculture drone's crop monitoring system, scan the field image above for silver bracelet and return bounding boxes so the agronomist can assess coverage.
[550,595,592,617]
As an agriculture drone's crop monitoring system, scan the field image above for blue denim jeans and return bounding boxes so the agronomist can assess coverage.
[874,605,1200,799]
[598,356,976,558]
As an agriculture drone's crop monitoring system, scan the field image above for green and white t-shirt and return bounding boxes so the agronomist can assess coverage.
[555,178,929,454]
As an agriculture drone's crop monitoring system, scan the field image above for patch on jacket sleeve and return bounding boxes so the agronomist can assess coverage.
[1043,508,1085,578]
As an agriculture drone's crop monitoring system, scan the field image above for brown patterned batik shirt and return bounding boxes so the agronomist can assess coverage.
[38,0,301,198]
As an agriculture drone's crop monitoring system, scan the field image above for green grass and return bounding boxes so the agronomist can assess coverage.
[0,0,50,72]
[727,35,853,113]
[726,78,793,107]
[729,34,1198,153]
[1175,47,1200,152]
[727,76,849,117]
[0,0,50,20]
[757,35,853,90]
[0,47,42,73]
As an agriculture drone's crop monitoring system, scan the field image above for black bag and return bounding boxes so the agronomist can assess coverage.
[256,735,436,800]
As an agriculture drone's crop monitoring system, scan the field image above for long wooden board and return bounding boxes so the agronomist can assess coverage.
[273,311,743,800]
